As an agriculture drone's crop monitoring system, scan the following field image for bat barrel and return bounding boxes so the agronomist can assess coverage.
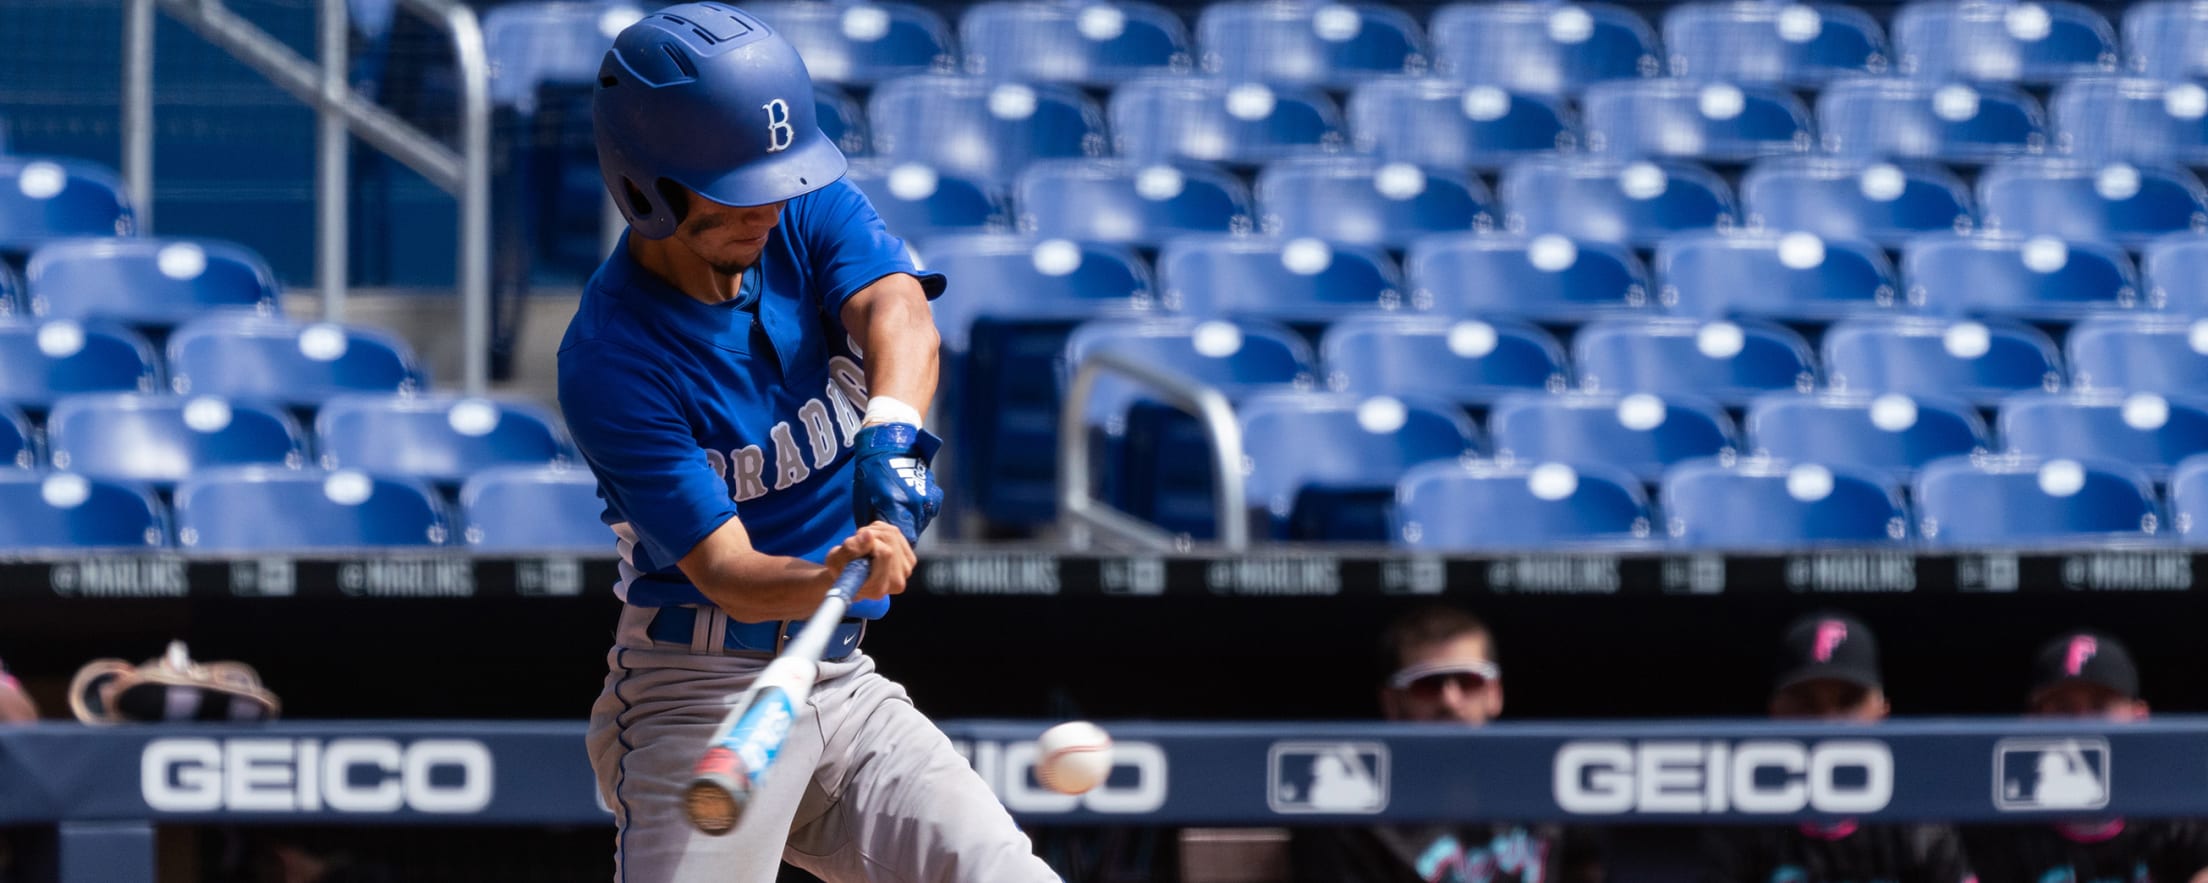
[683,773,747,836]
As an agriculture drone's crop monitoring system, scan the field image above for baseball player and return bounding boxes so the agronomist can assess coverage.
[560,5,1061,881]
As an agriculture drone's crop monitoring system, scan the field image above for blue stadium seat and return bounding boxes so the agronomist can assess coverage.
[1254,156,1491,249]
[1654,230,1900,320]
[1430,2,1660,96]
[1914,454,2160,546]
[0,157,134,248]
[1822,316,2061,406]
[1569,318,1817,406]
[2053,78,2208,165]
[815,84,870,158]
[1405,233,1652,319]
[1235,391,1481,540]
[1321,314,1569,406]
[923,235,1155,350]
[0,319,160,408]
[45,394,305,486]
[1109,78,1343,168]
[2066,314,2208,393]
[1977,158,2208,247]
[1816,78,2047,163]
[1581,79,1815,161]
[1393,459,1655,549]
[1490,391,1735,482]
[2165,453,2208,541]
[845,161,1006,239]
[1346,79,1575,170]
[316,395,569,485]
[748,0,954,84]
[959,0,1188,84]
[2125,1,2208,80]
[1196,1,1427,88]
[0,266,20,319]
[1157,235,1400,323]
[174,466,448,551]
[0,472,164,549]
[1016,159,1253,247]
[459,465,611,552]
[0,403,32,470]
[1740,157,1974,247]
[1661,1,1888,85]
[166,317,425,408]
[1744,391,1989,479]
[1903,232,2139,319]
[1662,457,1908,548]
[25,238,280,327]
[1893,0,2118,83]
[482,1,643,113]
[1999,390,2208,478]
[2143,234,2208,312]
[869,76,1107,184]
[1499,156,1737,248]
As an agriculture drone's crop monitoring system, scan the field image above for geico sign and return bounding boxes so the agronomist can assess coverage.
[141,738,494,813]
[956,739,1167,814]
[1553,740,1892,815]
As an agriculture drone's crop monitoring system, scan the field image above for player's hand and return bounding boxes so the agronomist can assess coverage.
[826,521,915,602]
[851,422,944,543]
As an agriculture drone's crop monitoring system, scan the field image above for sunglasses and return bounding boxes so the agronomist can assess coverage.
[1388,661,1500,696]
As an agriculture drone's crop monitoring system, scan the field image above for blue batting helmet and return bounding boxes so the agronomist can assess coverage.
[593,2,846,239]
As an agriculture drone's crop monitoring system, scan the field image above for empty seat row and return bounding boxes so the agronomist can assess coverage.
[0,236,282,327]
[0,316,424,409]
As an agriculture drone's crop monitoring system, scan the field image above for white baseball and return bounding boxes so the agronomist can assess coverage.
[1035,720,1113,795]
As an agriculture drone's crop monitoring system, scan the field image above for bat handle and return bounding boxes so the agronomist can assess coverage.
[824,556,871,605]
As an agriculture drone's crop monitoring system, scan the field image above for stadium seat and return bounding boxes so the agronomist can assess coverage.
[1914,454,2159,546]
[815,84,870,158]
[2143,234,2208,312]
[45,394,306,486]
[2053,78,2208,165]
[1110,78,1344,166]
[0,472,164,549]
[1429,2,1660,96]
[1157,235,1401,324]
[1195,1,1427,88]
[1320,314,1569,406]
[1499,156,1738,248]
[1744,391,1989,479]
[1654,230,1899,320]
[1569,318,1817,406]
[0,319,160,408]
[922,235,1156,350]
[1234,391,1481,540]
[1902,232,2139,319]
[25,238,280,327]
[1893,0,2118,83]
[1662,457,1908,548]
[1977,158,2208,247]
[174,466,448,551]
[868,76,1107,184]
[459,465,611,552]
[1346,79,1575,170]
[1581,79,1815,161]
[1489,391,1736,482]
[748,0,954,83]
[2067,314,2208,394]
[1740,157,1974,247]
[1393,459,1655,549]
[1816,78,2047,163]
[845,161,1006,239]
[1405,233,1653,319]
[1998,390,2208,477]
[166,317,425,408]
[2165,453,2208,541]
[0,266,19,319]
[1822,316,2061,406]
[1,403,31,470]
[483,1,644,113]
[2125,0,2208,80]
[959,0,1189,84]
[1254,156,1491,249]
[1661,1,1888,84]
[315,395,569,485]
[1015,159,1253,247]
[0,156,134,248]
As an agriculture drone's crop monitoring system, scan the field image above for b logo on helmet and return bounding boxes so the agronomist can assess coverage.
[763,99,794,153]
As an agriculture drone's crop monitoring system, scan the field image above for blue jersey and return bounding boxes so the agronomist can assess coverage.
[557,177,943,612]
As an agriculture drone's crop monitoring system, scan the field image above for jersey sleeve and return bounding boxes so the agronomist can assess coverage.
[558,339,737,568]
[797,178,947,325]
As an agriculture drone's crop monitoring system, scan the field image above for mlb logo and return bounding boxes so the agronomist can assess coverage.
[1268,741,1390,814]
[1993,738,2112,812]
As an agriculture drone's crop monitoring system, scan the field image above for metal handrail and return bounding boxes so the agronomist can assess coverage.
[123,0,494,395]
[1058,351,1250,551]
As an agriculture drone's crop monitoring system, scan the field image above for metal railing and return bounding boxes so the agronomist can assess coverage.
[1058,351,1251,551]
[123,0,494,395]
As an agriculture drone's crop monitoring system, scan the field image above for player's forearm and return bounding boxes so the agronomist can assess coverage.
[694,551,836,622]
[845,278,940,417]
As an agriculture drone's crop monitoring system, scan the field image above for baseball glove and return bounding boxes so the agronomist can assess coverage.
[68,641,281,724]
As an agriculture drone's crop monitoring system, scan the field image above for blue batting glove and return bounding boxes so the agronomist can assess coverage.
[851,422,944,544]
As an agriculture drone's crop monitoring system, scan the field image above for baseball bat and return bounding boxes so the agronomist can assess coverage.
[682,557,872,835]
